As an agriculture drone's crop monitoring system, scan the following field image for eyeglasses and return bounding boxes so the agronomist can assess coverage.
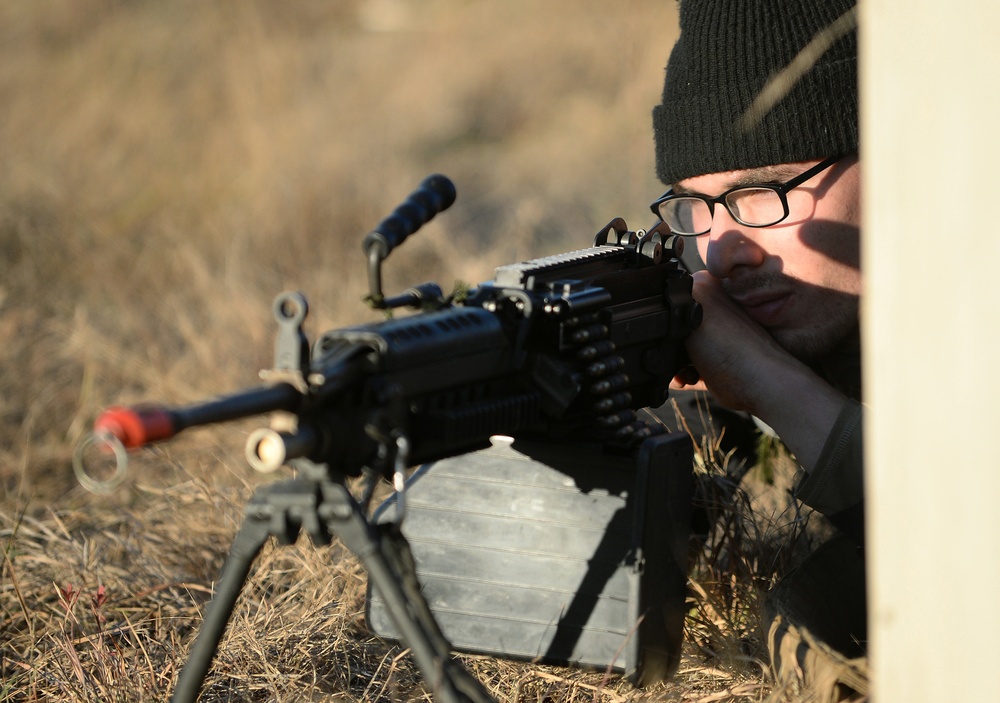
[649,156,842,236]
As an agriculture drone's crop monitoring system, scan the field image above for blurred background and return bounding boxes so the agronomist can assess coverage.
[2,6,789,701]
[1,0,680,502]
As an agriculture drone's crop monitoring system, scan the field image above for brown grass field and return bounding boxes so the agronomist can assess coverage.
[1,2,810,700]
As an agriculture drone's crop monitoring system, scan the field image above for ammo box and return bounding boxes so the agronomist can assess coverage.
[366,432,693,685]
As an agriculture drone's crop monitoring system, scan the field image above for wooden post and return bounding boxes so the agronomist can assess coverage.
[861,4,1000,701]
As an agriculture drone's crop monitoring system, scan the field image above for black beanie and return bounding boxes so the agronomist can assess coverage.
[653,0,858,186]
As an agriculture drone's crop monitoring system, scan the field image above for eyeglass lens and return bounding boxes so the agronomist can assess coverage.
[660,187,788,235]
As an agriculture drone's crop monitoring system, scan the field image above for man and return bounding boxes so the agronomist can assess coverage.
[651,0,867,699]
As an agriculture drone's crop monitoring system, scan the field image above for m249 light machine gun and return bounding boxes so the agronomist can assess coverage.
[75,175,702,702]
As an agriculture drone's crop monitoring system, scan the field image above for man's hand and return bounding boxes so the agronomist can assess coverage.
[675,270,849,472]
[673,271,794,412]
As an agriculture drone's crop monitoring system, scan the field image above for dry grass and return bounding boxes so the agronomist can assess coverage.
[3,439,795,702]
[1,2,810,700]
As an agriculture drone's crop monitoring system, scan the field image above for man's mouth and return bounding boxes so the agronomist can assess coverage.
[730,289,793,328]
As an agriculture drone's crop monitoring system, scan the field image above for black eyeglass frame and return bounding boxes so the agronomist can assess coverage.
[649,155,843,236]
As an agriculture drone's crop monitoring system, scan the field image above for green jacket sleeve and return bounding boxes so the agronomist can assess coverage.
[794,399,864,516]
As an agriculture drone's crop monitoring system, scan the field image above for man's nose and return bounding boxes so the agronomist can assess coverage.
[700,205,766,278]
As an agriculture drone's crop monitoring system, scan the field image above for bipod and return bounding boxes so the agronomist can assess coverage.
[170,467,496,703]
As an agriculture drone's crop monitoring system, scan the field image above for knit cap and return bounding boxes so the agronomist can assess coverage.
[653,0,858,186]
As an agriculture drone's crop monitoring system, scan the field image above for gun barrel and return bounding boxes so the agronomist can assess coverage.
[93,382,302,450]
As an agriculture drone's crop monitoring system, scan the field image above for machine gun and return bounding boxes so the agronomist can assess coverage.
[75,175,703,702]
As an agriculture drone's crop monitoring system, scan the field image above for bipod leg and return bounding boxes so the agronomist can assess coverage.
[171,479,324,703]
[316,479,495,703]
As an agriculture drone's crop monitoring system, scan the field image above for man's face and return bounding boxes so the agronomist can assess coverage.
[680,157,862,362]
